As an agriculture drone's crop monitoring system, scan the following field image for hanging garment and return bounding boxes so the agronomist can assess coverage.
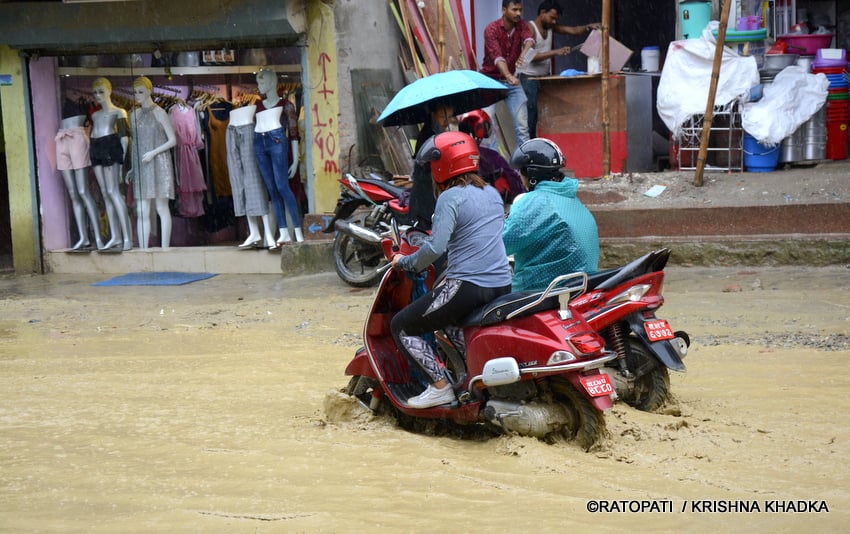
[169,104,207,217]
[205,103,234,197]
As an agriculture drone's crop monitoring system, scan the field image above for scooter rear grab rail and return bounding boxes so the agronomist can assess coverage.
[505,272,588,321]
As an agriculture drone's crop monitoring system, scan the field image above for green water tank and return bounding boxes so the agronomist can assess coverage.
[680,1,712,39]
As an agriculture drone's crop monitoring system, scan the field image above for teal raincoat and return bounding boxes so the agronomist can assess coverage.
[503,178,600,292]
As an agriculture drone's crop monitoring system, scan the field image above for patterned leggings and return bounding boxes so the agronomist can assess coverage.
[390,278,511,383]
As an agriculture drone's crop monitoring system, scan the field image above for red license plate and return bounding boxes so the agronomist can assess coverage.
[580,373,615,397]
[644,319,675,341]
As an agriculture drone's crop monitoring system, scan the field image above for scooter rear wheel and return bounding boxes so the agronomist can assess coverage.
[623,339,670,412]
[549,377,606,450]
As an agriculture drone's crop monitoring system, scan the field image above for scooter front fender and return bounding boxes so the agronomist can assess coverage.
[345,347,377,378]
[627,315,687,372]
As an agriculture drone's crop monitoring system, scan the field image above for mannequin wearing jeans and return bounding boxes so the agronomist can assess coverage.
[129,76,177,249]
[226,104,275,249]
[254,68,303,245]
[90,77,133,251]
[55,114,104,250]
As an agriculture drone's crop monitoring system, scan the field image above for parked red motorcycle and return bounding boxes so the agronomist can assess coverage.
[342,226,617,449]
[571,248,690,411]
[323,173,411,287]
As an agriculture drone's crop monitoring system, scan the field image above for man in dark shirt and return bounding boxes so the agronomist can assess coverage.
[480,0,534,149]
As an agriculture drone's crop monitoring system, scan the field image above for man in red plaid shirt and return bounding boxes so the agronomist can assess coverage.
[480,0,534,149]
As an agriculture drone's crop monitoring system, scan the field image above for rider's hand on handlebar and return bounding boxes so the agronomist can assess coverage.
[391,253,405,270]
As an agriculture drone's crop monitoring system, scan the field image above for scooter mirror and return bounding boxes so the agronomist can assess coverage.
[481,357,521,387]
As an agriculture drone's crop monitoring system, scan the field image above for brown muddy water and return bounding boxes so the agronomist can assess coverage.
[1,266,848,532]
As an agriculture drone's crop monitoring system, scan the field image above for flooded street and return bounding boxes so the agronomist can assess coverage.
[1,266,849,532]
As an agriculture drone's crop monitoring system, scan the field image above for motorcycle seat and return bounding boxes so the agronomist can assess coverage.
[356,177,410,199]
[461,291,560,327]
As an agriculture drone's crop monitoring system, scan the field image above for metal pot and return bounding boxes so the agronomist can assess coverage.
[762,53,799,71]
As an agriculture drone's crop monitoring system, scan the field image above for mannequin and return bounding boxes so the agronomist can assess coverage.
[253,68,303,245]
[90,77,133,251]
[129,76,177,250]
[55,114,104,250]
[225,104,276,249]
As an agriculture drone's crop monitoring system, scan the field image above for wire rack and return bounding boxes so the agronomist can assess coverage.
[676,103,743,172]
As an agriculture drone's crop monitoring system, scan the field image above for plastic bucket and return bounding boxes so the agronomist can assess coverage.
[826,119,849,160]
[743,133,780,171]
[680,1,711,39]
[641,46,660,71]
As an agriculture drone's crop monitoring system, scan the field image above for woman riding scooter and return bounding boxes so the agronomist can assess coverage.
[390,131,513,409]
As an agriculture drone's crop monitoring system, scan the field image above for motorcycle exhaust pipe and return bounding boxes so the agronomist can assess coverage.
[334,219,383,245]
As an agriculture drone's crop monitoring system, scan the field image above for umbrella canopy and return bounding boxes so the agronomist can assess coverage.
[377,70,509,127]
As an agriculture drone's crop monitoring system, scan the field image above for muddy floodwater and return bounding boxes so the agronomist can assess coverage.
[1,266,849,532]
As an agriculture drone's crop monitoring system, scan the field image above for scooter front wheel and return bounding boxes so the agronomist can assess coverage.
[344,375,383,412]
[549,377,606,451]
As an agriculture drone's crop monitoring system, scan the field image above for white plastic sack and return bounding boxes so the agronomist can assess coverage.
[742,66,829,146]
[657,24,760,138]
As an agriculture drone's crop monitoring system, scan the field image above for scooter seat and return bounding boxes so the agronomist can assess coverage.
[586,248,671,291]
[461,291,560,327]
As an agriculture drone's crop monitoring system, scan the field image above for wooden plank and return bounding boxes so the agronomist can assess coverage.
[448,0,477,70]
[398,0,429,78]
[403,0,439,74]
[419,0,467,71]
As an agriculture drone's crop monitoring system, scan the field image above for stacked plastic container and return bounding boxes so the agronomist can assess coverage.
[812,49,849,160]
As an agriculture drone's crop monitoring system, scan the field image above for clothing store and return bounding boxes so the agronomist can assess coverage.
[0,0,317,264]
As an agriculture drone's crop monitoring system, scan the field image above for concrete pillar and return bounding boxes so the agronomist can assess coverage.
[0,46,40,273]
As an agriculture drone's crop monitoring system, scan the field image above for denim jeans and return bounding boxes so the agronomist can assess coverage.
[482,81,529,151]
[253,128,301,229]
[519,74,539,139]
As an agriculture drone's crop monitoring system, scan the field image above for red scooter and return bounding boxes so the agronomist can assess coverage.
[571,248,690,411]
[323,173,411,287]
[342,227,617,449]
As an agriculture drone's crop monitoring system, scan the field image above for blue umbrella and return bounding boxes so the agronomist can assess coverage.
[377,70,509,127]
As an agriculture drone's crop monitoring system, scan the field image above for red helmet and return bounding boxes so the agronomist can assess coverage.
[458,109,492,141]
[416,131,480,184]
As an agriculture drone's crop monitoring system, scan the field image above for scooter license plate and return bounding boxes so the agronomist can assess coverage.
[644,319,675,341]
[580,373,615,397]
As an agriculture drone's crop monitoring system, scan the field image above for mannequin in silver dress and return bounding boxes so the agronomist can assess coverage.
[129,76,177,249]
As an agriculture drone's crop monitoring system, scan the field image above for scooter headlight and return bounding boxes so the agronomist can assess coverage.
[606,284,651,306]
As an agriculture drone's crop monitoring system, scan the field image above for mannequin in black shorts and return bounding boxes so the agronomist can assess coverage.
[90,77,133,251]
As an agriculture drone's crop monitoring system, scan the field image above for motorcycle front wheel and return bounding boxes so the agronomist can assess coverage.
[333,230,386,287]
[549,377,606,450]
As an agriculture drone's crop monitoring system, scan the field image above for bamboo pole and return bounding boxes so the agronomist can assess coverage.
[437,0,446,72]
[694,0,732,187]
[601,0,611,179]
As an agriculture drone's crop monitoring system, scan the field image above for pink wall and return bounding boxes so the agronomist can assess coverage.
[29,57,68,250]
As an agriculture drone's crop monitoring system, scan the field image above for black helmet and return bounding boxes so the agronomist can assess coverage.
[510,138,566,190]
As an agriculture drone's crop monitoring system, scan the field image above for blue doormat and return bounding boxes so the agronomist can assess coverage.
[93,272,217,286]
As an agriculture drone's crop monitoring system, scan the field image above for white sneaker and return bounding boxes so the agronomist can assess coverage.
[407,383,456,409]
